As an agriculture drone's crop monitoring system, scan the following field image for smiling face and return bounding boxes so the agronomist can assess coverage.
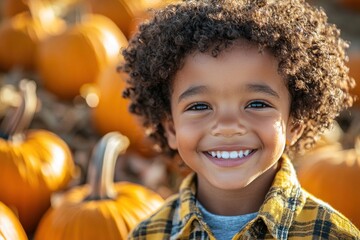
[164,41,302,194]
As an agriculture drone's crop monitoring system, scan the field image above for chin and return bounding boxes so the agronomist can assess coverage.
[210,177,251,190]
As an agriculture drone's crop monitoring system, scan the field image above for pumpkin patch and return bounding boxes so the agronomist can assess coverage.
[0,0,358,238]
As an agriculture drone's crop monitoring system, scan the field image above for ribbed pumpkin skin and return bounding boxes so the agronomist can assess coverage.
[35,182,164,240]
[0,130,75,234]
[0,202,28,240]
[297,149,360,228]
[36,14,128,100]
[92,65,156,157]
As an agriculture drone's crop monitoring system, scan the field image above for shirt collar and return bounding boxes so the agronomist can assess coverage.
[176,155,305,239]
[258,155,305,239]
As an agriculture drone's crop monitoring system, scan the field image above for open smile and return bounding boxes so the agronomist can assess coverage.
[207,150,254,159]
[204,149,256,167]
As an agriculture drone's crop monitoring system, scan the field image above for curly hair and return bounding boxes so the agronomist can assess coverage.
[121,0,355,157]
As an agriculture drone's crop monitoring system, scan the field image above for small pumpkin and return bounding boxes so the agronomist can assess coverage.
[0,201,28,240]
[0,11,66,72]
[85,64,156,157]
[35,131,164,240]
[36,14,128,100]
[296,145,360,228]
[0,80,75,234]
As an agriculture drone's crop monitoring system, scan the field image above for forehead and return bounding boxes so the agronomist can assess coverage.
[170,39,290,100]
[178,39,280,80]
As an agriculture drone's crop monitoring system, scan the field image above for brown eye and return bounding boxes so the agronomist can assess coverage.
[187,103,210,111]
[247,101,270,109]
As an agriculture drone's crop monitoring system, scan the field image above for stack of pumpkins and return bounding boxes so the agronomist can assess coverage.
[0,0,179,158]
[0,0,179,238]
[0,79,164,239]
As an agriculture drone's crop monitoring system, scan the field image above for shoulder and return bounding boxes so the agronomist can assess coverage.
[294,189,360,239]
[128,194,180,239]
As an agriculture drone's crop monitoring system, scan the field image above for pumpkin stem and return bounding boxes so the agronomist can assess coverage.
[85,132,130,201]
[0,79,37,141]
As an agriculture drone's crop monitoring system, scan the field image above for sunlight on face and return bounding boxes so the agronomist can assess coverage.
[164,41,293,193]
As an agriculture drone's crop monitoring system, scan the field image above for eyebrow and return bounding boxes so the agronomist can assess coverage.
[178,85,207,103]
[246,83,280,98]
[177,82,280,103]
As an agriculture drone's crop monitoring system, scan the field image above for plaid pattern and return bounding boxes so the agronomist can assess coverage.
[128,156,360,239]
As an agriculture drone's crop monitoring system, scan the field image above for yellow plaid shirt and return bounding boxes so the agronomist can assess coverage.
[128,156,360,239]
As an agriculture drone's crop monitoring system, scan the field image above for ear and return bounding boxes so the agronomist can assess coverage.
[162,117,178,150]
[286,118,305,146]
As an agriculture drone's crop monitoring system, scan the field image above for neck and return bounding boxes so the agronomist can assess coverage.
[196,162,279,216]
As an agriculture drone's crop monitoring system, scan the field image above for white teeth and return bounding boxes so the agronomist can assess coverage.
[208,150,252,159]
[230,151,238,158]
[221,152,230,159]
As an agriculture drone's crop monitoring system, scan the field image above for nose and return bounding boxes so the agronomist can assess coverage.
[210,107,247,137]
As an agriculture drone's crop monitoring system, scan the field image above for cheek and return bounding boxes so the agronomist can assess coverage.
[176,124,200,150]
[270,120,287,152]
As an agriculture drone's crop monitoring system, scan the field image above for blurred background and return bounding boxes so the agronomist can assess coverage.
[0,0,358,239]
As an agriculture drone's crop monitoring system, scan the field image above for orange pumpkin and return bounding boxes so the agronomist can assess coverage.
[86,64,156,157]
[348,53,360,107]
[87,0,178,38]
[0,201,28,240]
[36,14,128,100]
[0,12,65,72]
[0,80,75,234]
[35,131,164,240]
[296,147,360,228]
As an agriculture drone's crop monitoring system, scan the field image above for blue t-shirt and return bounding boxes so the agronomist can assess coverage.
[197,201,258,240]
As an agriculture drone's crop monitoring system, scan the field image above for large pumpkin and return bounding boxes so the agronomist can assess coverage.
[35,131,164,240]
[87,64,156,157]
[296,146,360,228]
[0,80,75,234]
[36,14,128,100]
[0,11,65,72]
[0,201,28,240]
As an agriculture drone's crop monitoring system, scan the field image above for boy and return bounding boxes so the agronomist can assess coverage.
[121,0,360,239]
